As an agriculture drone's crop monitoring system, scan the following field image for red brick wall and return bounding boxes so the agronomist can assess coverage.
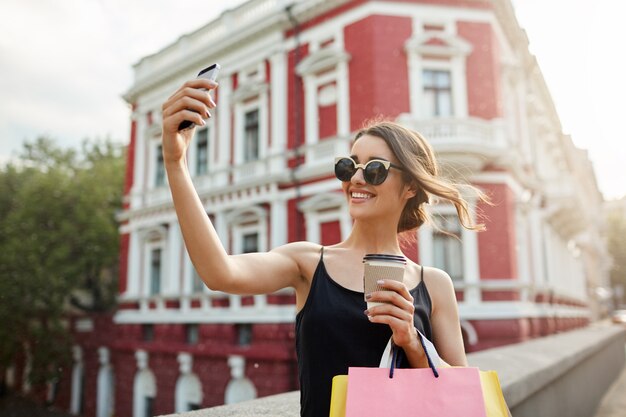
[287,198,306,242]
[469,318,531,351]
[457,21,502,119]
[321,220,341,245]
[318,87,338,140]
[287,44,309,150]
[345,15,412,129]
[118,232,130,294]
[477,183,518,301]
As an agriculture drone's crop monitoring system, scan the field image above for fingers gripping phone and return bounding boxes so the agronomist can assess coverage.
[178,63,221,131]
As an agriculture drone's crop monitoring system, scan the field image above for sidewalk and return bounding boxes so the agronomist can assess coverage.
[594,344,626,417]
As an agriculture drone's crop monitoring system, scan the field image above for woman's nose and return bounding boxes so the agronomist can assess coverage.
[350,167,366,185]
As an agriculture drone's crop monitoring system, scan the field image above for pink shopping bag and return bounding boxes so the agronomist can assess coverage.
[345,366,488,417]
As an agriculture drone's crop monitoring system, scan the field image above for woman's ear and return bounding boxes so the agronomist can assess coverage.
[403,183,417,200]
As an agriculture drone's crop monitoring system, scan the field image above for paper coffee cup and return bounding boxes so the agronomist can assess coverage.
[363,254,406,309]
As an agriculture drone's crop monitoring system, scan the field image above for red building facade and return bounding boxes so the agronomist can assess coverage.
[8,1,609,416]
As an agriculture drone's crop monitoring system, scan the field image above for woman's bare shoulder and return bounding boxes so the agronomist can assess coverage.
[421,266,455,294]
[271,241,323,271]
[420,266,457,311]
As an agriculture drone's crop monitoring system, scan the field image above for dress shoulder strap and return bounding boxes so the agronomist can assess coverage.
[320,245,325,260]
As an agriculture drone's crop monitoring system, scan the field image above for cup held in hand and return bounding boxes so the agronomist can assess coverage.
[363,254,406,309]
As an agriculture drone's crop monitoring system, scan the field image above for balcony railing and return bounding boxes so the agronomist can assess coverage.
[397,115,508,171]
[114,291,296,324]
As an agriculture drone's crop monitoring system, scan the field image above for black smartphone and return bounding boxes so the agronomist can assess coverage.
[178,63,221,131]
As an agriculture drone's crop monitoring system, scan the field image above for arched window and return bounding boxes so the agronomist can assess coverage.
[140,226,168,297]
[225,206,268,255]
[133,350,156,417]
[224,355,257,405]
[299,192,350,244]
[175,353,203,412]
[97,347,115,417]
[70,346,84,415]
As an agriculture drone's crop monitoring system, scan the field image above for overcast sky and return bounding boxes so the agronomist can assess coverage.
[1,0,624,199]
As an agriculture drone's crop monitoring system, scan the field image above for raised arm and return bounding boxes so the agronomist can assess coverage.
[160,78,304,295]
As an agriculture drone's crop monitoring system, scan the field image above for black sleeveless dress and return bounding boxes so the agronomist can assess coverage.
[295,248,433,417]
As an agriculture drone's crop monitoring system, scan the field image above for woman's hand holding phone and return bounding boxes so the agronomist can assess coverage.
[161,64,219,165]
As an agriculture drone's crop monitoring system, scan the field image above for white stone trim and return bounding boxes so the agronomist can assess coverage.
[299,192,347,244]
[269,50,288,174]
[133,350,156,417]
[165,221,182,296]
[270,198,288,248]
[70,345,84,415]
[97,347,114,417]
[460,320,478,346]
[175,353,203,412]
[225,355,257,405]
[114,305,297,324]
[459,301,591,320]
[216,73,233,173]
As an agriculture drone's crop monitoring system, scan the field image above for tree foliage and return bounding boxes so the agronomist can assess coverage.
[0,137,125,386]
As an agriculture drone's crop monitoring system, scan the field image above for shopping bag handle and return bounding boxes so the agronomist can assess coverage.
[381,331,440,378]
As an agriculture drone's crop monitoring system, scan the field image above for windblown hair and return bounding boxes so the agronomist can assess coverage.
[354,120,489,233]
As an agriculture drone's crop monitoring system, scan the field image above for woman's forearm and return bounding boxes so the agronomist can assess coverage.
[165,158,231,289]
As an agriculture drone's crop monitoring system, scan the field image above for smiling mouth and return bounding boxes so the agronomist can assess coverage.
[351,192,373,200]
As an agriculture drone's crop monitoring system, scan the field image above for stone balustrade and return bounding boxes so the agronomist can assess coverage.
[160,322,626,417]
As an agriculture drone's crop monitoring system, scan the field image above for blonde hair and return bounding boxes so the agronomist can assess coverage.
[354,120,488,233]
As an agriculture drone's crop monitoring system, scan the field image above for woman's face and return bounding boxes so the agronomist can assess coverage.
[341,134,414,223]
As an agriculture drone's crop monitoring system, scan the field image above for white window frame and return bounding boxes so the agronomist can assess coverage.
[141,228,167,297]
[296,32,351,148]
[189,123,215,177]
[228,207,268,255]
[405,24,471,120]
[418,203,480,303]
[149,139,166,189]
[421,67,454,118]
[232,62,269,167]
[234,99,267,164]
[299,193,351,244]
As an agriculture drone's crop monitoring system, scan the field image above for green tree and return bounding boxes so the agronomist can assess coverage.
[607,210,626,307]
[0,137,125,386]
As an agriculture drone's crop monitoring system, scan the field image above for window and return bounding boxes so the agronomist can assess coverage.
[142,324,154,342]
[196,128,209,176]
[155,145,165,186]
[191,268,205,293]
[244,109,259,162]
[432,215,463,281]
[186,324,199,345]
[144,396,154,417]
[242,232,259,254]
[149,249,162,295]
[236,324,252,346]
[423,69,453,117]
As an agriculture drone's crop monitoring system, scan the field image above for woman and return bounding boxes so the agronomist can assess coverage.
[161,77,486,417]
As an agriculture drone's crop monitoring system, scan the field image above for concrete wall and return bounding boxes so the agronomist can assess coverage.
[160,323,626,417]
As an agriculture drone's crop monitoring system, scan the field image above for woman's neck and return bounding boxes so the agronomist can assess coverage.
[342,220,403,255]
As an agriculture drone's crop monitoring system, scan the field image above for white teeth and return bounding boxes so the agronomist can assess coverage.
[352,192,372,199]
